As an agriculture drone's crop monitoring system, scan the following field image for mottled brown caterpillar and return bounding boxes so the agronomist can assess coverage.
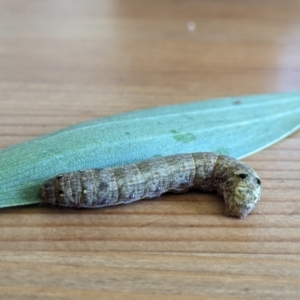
[40,152,262,218]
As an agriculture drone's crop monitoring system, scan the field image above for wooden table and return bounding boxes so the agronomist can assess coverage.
[1,1,300,299]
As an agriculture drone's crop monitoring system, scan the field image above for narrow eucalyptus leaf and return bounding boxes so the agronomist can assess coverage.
[0,92,299,208]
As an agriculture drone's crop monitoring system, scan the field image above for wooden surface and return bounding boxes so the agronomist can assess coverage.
[1,0,300,299]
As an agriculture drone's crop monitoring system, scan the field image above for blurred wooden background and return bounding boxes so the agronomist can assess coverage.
[0,1,300,299]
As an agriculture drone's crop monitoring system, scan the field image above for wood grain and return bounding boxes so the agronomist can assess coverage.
[0,0,300,299]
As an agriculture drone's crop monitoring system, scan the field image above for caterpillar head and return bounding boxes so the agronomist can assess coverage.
[223,170,262,218]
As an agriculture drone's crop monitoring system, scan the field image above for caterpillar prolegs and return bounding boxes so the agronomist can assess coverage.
[40,152,262,218]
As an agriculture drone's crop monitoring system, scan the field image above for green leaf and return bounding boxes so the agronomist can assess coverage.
[0,92,299,208]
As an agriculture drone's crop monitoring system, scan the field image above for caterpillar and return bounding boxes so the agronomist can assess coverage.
[40,152,262,218]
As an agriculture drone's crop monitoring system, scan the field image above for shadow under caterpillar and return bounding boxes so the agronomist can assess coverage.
[40,152,262,218]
